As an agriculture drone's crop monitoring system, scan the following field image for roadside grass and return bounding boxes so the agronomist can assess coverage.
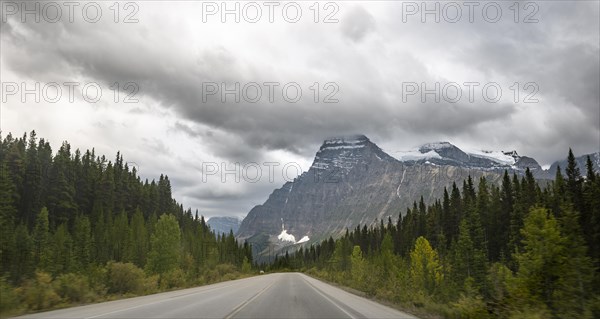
[0,265,257,318]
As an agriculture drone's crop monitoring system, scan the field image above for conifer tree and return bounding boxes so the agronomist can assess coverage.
[33,207,50,271]
[11,223,33,282]
[146,214,181,276]
[129,208,148,267]
[72,215,92,271]
[510,208,571,316]
[410,236,443,295]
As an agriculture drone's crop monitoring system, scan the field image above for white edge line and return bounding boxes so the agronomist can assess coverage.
[301,275,356,319]
[85,282,242,319]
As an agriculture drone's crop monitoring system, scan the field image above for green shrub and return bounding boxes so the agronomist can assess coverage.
[216,264,237,276]
[508,305,551,319]
[0,277,19,315]
[451,294,491,319]
[586,295,600,319]
[86,265,108,297]
[54,273,94,303]
[106,262,145,295]
[241,257,252,273]
[143,274,159,294]
[19,272,61,310]
[221,272,240,281]
[160,268,186,290]
[205,264,238,283]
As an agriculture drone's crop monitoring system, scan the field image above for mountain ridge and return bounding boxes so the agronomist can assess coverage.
[237,135,598,260]
[207,216,242,236]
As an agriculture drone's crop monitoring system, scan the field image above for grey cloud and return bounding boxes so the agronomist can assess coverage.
[341,5,376,42]
[2,1,598,216]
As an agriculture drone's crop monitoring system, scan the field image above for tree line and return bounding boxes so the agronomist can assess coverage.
[0,131,252,315]
[269,149,600,318]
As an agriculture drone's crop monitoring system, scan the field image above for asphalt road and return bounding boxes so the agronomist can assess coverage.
[16,273,418,319]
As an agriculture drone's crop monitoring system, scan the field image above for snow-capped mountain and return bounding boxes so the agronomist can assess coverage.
[237,135,595,261]
[310,135,396,176]
[392,141,542,172]
[238,136,512,260]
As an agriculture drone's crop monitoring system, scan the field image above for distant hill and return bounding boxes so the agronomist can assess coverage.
[207,216,242,236]
[542,151,600,179]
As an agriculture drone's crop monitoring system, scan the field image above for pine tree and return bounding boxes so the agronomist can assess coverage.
[21,131,43,228]
[47,142,78,226]
[93,208,109,265]
[510,208,556,314]
[442,187,451,248]
[0,162,18,277]
[48,223,74,275]
[554,207,594,317]
[146,214,181,276]
[33,207,50,271]
[552,165,567,216]
[129,208,148,267]
[585,155,596,182]
[379,233,395,279]
[410,236,443,295]
[499,171,513,261]
[72,215,92,271]
[449,182,462,245]
[582,156,600,263]
[158,175,173,214]
[112,210,130,262]
[11,223,34,282]
[565,149,583,210]
[453,219,475,286]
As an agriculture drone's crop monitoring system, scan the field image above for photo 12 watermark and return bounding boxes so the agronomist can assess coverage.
[199,1,340,24]
[1,1,140,23]
[400,1,539,24]
[200,161,344,184]
[201,81,339,104]
[401,81,539,104]
[201,162,304,183]
[1,81,140,104]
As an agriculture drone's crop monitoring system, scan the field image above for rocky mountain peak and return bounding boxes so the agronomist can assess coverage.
[502,150,519,158]
[418,141,455,152]
[393,141,542,172]
[418,141,470,163]
[311,134,394,174]
[322,134,370,145]
[237,135,555,261]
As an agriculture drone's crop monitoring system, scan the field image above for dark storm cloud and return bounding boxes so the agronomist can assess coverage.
[2,2,525,160]
[2,1,599,217]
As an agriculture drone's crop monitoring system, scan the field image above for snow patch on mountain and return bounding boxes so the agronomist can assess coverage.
[389,141,533,170]
[277,229,310,244]
[319,144,365,151]
[465,148,517,165]
[419,142,454,151]
[297,236,310,244]
[277,219,310,244]
[323,135,368,145]
[393,150,442,161]
[278,229,297,243]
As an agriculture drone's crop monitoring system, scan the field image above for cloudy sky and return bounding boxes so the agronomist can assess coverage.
[1,0,599,219]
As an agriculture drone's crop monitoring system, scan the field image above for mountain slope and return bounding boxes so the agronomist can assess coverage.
[393,141,542,172]
[544,151,600,178]
[237,136,528,257]
[207,216,242,235]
